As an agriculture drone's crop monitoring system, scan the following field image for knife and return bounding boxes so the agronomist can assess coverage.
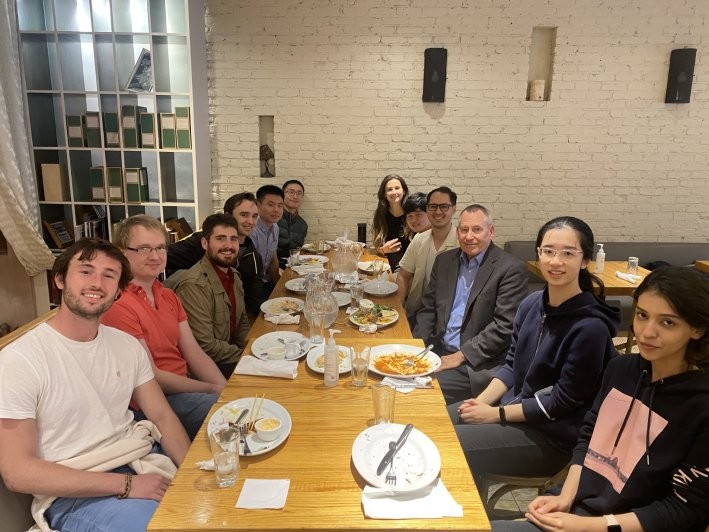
[376,423,414,475]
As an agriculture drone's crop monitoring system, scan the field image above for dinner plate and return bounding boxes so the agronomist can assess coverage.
[332,291,351,307]
[357,261,392,273]
[208,398,292,456]
[284,278,307,293]
[351,423,441,492]
[291,265,326,276]
[298,254,329,265]
[251,331,310,360]
[260,297,304,315]
[306,344,352,374]
[362,280,398,296]
[368,344,441,378]
[349,306,399,329]
[301,242,332,253]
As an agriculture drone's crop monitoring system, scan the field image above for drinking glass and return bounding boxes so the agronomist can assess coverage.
[349,344,370,387]
[626,257,639,275]
[209,425,239,487]
[289,248,300,267]
[372,260,384,289]
[350,283,364,310]
[372,383,395,424]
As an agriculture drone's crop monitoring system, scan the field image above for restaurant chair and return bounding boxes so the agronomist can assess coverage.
[479,465,570,515]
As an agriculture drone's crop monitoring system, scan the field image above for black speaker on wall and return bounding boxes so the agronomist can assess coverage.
[422,48,447,102]
[665,48,696,103]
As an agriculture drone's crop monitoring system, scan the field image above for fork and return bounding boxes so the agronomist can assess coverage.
[385,457,397,486]
[237,423,252,455]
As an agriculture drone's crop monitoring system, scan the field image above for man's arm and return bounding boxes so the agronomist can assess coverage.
[132,379,190,465]
[176,321,227,387]
[412,254,445,342]
[396,267,413,303]
[0,418,168,501]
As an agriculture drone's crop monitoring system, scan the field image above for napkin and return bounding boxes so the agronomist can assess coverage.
[265,314,300,325]
[381,376,433,394]
[235,357,298,379]
[615,271,642,284]
[291,265,325,275]
[196,459,215,471]
[361,479,463,519]
[236,479,290,509]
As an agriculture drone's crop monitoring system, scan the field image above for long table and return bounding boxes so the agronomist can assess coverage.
[247,250,413,340]
[148,337,490,531]
[696,260,709,274]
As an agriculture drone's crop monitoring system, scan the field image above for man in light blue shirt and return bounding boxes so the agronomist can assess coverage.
[251,185,284,296]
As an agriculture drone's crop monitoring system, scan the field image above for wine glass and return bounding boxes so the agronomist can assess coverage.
[372,259,384,290]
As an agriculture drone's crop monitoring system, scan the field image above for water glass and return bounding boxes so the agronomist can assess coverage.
[349,344,370,387]
[372,260,384,287]
[626,256,639,275]
[372,383,395,424]
[283,337,300,358]
[350,283,364,310]
[209,425,239,487]
[289,248,301,267]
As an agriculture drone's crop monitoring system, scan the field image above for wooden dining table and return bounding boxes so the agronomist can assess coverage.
[147,336,491,532]
[527,260,651,296]
[695,260,709,274]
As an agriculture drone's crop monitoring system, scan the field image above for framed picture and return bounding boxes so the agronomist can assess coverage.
[43,220,74,249]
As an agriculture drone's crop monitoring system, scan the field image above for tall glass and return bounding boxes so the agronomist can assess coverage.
[209,425,239,487]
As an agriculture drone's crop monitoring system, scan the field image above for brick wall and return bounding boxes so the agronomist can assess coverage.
[204,0,709,244]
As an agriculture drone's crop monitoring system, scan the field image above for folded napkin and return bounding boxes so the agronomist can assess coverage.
[362,479,463,519]
[265,314,300,325]
[291,265,325,275]
[235,357,298,379]
[236,479,290,509]
[197,459,215,471]
[381,376,433,394]
[615,271,642,284]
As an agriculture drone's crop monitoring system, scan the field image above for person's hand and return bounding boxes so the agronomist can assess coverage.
[457,398,497,424]
[435,352,465,372]
[128,473,171,501]
[526,509,601,532]
[380,238,401,255]
[527,494,572,515]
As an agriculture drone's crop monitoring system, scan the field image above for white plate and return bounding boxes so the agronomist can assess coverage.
[306,344,352,374]
[358,261,392,273]
[362,280,398,296]
[260,297,304,315]
[251,331,311,360]
[291,265,326,276]
[208,398,292,456]
[284,278,307,293]
[298,254,329,266]
[332,291,351,307]
[368,344,441,378]
[351,423,441,492]
[349,306,399,329]
[301,242,332,253]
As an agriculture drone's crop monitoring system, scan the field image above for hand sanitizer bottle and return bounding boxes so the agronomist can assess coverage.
[595,243,605,273]
[324,329,341,387]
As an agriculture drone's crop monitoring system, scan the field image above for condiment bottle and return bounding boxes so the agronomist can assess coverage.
[324,328,341,387]
[595,243,605,273]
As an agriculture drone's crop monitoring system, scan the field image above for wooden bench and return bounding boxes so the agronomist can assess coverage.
[0,309,57,532]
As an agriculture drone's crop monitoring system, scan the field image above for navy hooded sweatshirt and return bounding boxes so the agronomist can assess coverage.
[571,355,709,532]
[495,288,620,449]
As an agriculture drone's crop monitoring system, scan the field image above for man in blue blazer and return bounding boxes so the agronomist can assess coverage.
[413,204,528,404]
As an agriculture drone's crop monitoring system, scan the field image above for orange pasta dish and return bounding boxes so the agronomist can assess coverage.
[373,352,432,375]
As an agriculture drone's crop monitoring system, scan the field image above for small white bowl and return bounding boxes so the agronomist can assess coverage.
[255,417,282,441]
[266,346,286,360]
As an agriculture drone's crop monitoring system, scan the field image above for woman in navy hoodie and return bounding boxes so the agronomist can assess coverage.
[449,216,620,487]
[494,266,709,531]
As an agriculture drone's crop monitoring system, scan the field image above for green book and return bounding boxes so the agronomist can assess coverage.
[89,166,106,200]
[107,167,124,202]
[139,112,156,148]
[160,113,176,149]
[103,112,120,147]
[66,115,85,147]
[124,168,149,203]
[121,105,146,148]
[84,112,102,147]
[174,106,191,149]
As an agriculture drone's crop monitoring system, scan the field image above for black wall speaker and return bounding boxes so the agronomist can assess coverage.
[422,48,447,103]
[665,48,696,103]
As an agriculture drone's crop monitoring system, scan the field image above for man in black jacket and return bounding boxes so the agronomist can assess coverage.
[166,192,265,317]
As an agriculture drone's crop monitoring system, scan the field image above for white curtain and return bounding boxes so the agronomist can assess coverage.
[0,0,55,276]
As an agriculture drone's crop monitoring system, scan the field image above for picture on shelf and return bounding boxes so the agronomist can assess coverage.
[125,48,153,93]
[43,220,74,249]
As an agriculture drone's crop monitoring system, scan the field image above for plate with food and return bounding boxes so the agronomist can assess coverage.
[352,423,441,492]
[298,254,329,266]
[362,280,398,296]
[306,344,351,374]
[284,278,307,293]
[260,297,304,315]
[349,305,399,329]
[207,397,292,456]
[368,344,441,378]
[301,242,332,254]
[357,261,392,273]
[251,331,311,360]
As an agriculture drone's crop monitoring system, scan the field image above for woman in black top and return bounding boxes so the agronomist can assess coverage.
[371,174,408,271]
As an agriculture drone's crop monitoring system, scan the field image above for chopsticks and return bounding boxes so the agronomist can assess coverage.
[247,394,265,431]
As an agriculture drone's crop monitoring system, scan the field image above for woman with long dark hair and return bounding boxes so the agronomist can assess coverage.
[494,266,709,531]
[371,174,409,271]
[448,216,620,491]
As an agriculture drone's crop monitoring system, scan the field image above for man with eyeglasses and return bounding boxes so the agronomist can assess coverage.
[277,179,308,268]
[397,187,460,328]
[103,215,226,440]
[414,204,528,404]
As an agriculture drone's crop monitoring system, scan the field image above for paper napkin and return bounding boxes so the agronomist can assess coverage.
[361,479,463,519]
[381,376,433,394]
[236,479,290,509]
[196,459,215,471]
[264,314,300,325]
[291,265,325,275]
[235,357,298,379]
[615,271,642,284]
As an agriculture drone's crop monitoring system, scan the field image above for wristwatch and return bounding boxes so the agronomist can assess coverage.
[604,514,621,531]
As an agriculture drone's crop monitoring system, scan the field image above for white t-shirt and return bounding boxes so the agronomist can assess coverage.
[0,323,154,463]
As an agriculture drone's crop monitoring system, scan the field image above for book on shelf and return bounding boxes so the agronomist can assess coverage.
[160,113,176,149]
[107,167,124,202]
[43,220,74,249]
[121,105,147,149]
[84,112,102,147]
[125,167,150,203]
[89,166,106,201]
[66,115,85,147]
[139,112,156,148]
[174,106,192,149]
[40,163,70,202]
[103,112,120,147]
[125,48,153,93]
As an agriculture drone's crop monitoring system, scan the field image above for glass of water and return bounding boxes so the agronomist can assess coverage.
[209,425,239,488]
[349,344,370,387]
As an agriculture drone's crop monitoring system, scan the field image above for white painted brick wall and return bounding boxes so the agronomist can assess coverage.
[204,0,709,245]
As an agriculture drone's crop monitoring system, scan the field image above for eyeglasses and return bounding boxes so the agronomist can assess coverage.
[537,247,583,260]
[426,203,452,212]
[125,245,168,255]
[285,190,304,197]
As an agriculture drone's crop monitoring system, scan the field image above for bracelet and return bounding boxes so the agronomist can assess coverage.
[498,405,507,426]
[117,473,132,499]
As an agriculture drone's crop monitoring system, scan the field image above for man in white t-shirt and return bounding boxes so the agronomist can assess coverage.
[397,186,459,327]
[0,239,190,531]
